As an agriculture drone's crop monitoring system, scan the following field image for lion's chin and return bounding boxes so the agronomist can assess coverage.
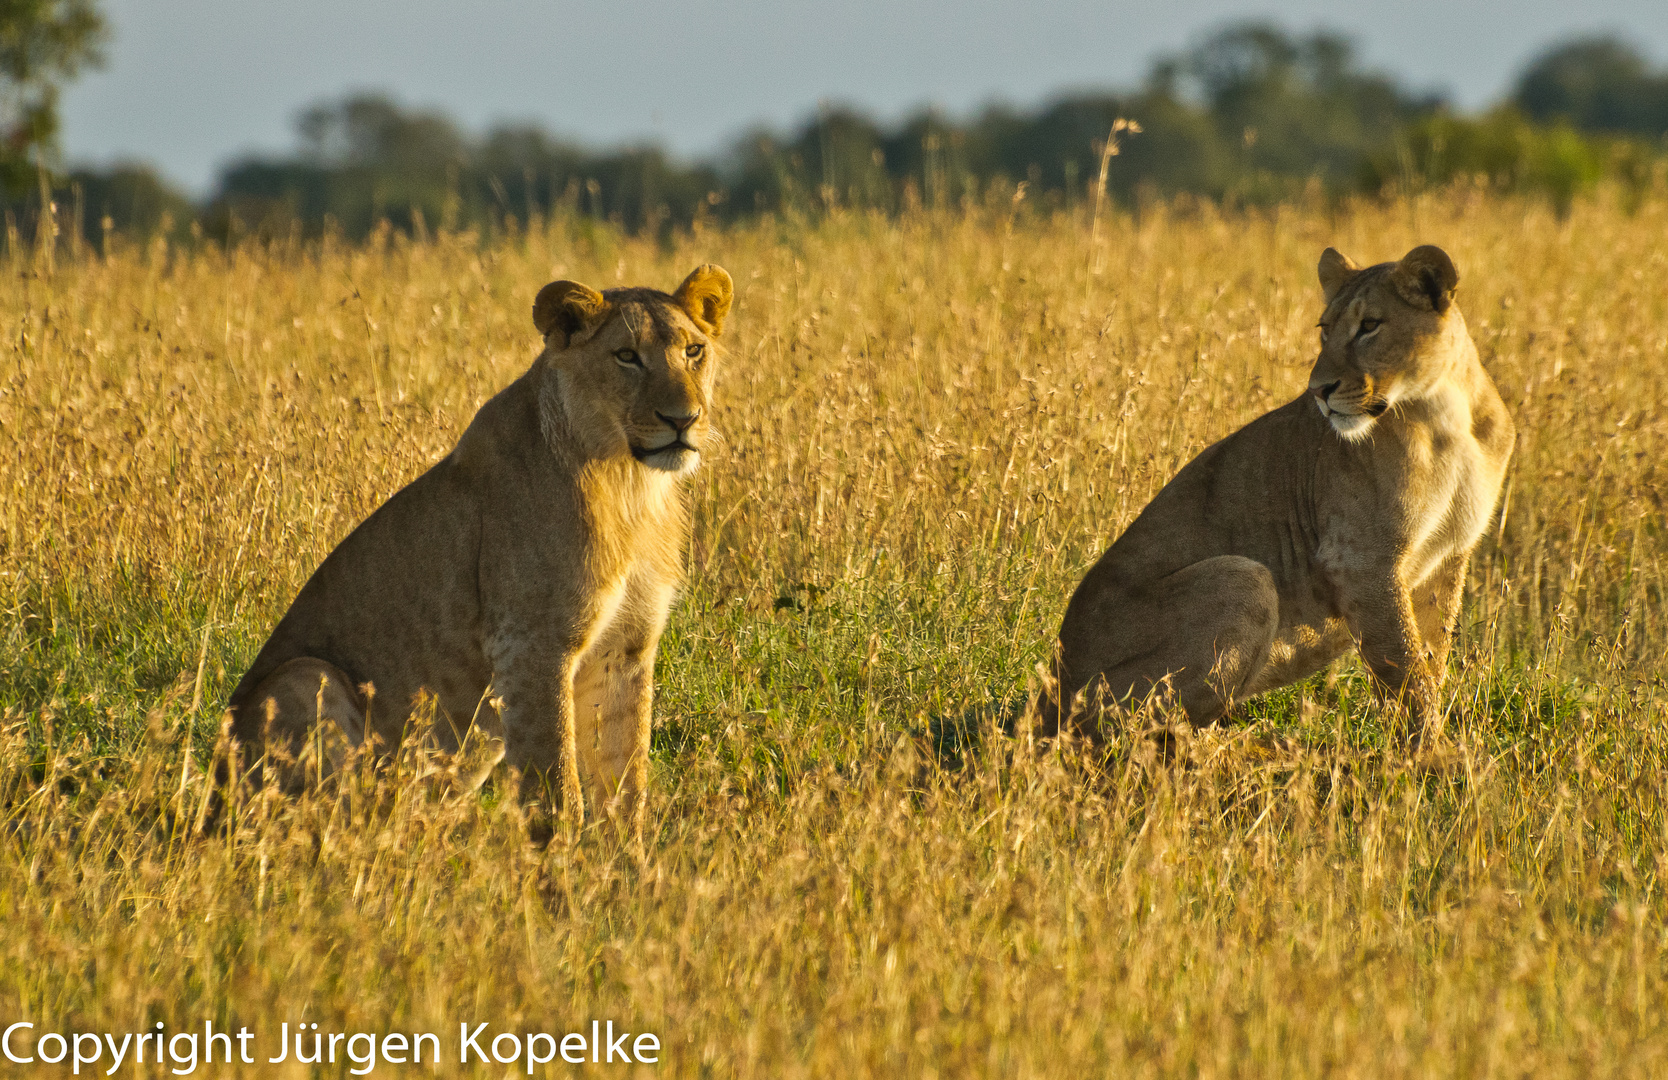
[1328,412,1377,442]
[634,445,700,474]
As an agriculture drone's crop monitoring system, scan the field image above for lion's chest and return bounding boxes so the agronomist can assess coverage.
[1311,392,1505,592]
[575,486,686,647]
[1401,415,1503,590]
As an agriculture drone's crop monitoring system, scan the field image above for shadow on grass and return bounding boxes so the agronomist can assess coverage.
[922,694,1028,773]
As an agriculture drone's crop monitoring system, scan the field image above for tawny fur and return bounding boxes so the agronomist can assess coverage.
[225,264,734,834]
[1042,245,1514,741]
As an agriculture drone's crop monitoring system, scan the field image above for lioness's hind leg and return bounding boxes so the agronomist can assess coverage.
[244,657,367,791]
[1058,555,1280,729]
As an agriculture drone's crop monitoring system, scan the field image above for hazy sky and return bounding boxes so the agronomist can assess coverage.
[58,0,1668,195]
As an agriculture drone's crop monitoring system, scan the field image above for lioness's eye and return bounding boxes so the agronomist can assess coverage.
[1357,318,1382,337]
[614,348,642,367]
[685,343,704,360]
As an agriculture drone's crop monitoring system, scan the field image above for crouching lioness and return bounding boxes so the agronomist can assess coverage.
[225,265,734,833]
[1041,245,1512,741]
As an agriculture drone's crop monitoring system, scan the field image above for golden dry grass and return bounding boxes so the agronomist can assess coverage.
[2,189,1667,1076]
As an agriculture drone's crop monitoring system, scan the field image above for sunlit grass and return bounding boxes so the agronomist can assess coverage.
[2,188,1667,1075]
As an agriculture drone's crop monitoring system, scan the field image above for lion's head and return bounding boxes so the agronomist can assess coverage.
[533,264,733,474]
[1308,245,1469,443]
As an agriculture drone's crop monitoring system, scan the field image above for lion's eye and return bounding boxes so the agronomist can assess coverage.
[1357,318,1382,338]
[614,348,642,368]
[685,342,704,360]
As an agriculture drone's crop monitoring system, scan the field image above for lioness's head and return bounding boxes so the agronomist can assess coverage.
[1308,244,1468,442]
[533,264,733,474]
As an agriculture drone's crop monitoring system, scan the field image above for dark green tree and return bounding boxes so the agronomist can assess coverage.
[58,161,193,239]
[0,0,107,194]
[210,93,724,241]
[213,94,473,238]
[1513,37,1668,138]
[728,108,893,213]
[1159,22,1437,192]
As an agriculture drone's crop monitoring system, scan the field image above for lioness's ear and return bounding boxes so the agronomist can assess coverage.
[1390,245,1458,314]
[1317,247,1360,304]
[533,280,610,347]
[673,264,733,336]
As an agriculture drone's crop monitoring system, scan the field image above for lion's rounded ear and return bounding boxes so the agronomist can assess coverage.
[1317,247,1360,304]
[533,280,609,347]
[673,264,733,336]
[1390,245,1458,314]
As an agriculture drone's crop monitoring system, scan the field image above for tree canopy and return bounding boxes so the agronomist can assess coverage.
[9,18,1668,245]
[0,0,106,195]
[1513,36,1668,138]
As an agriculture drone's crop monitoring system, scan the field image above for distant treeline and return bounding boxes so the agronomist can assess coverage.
[16,24,1668,246]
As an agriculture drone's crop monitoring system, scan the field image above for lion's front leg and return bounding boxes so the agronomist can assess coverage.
[571,577,670,839]
[1345,571,1440,743]
[1414,551,1471,686]
[489,641,583,836]
[571,639,655,836]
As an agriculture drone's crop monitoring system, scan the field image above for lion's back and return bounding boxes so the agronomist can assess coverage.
[228,453,491,727]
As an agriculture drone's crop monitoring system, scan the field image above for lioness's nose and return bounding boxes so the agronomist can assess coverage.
[657,408,701,433]
[1312,380,1340,402]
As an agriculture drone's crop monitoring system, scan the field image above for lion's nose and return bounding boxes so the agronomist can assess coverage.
[1312,380,1340,402]
[657,409,701,433]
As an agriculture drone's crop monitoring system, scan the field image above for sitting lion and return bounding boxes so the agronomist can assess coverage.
[1041,245,1513,741]
[225,264,734,832]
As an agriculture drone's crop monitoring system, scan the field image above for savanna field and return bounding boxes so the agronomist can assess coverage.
[2,187,1667,1077]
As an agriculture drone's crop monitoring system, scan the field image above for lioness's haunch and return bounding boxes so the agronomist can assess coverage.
[1043,245,1513,740]
[225,265,733,834]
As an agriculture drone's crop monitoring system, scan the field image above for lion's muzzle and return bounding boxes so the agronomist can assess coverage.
[630,409,704,472]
